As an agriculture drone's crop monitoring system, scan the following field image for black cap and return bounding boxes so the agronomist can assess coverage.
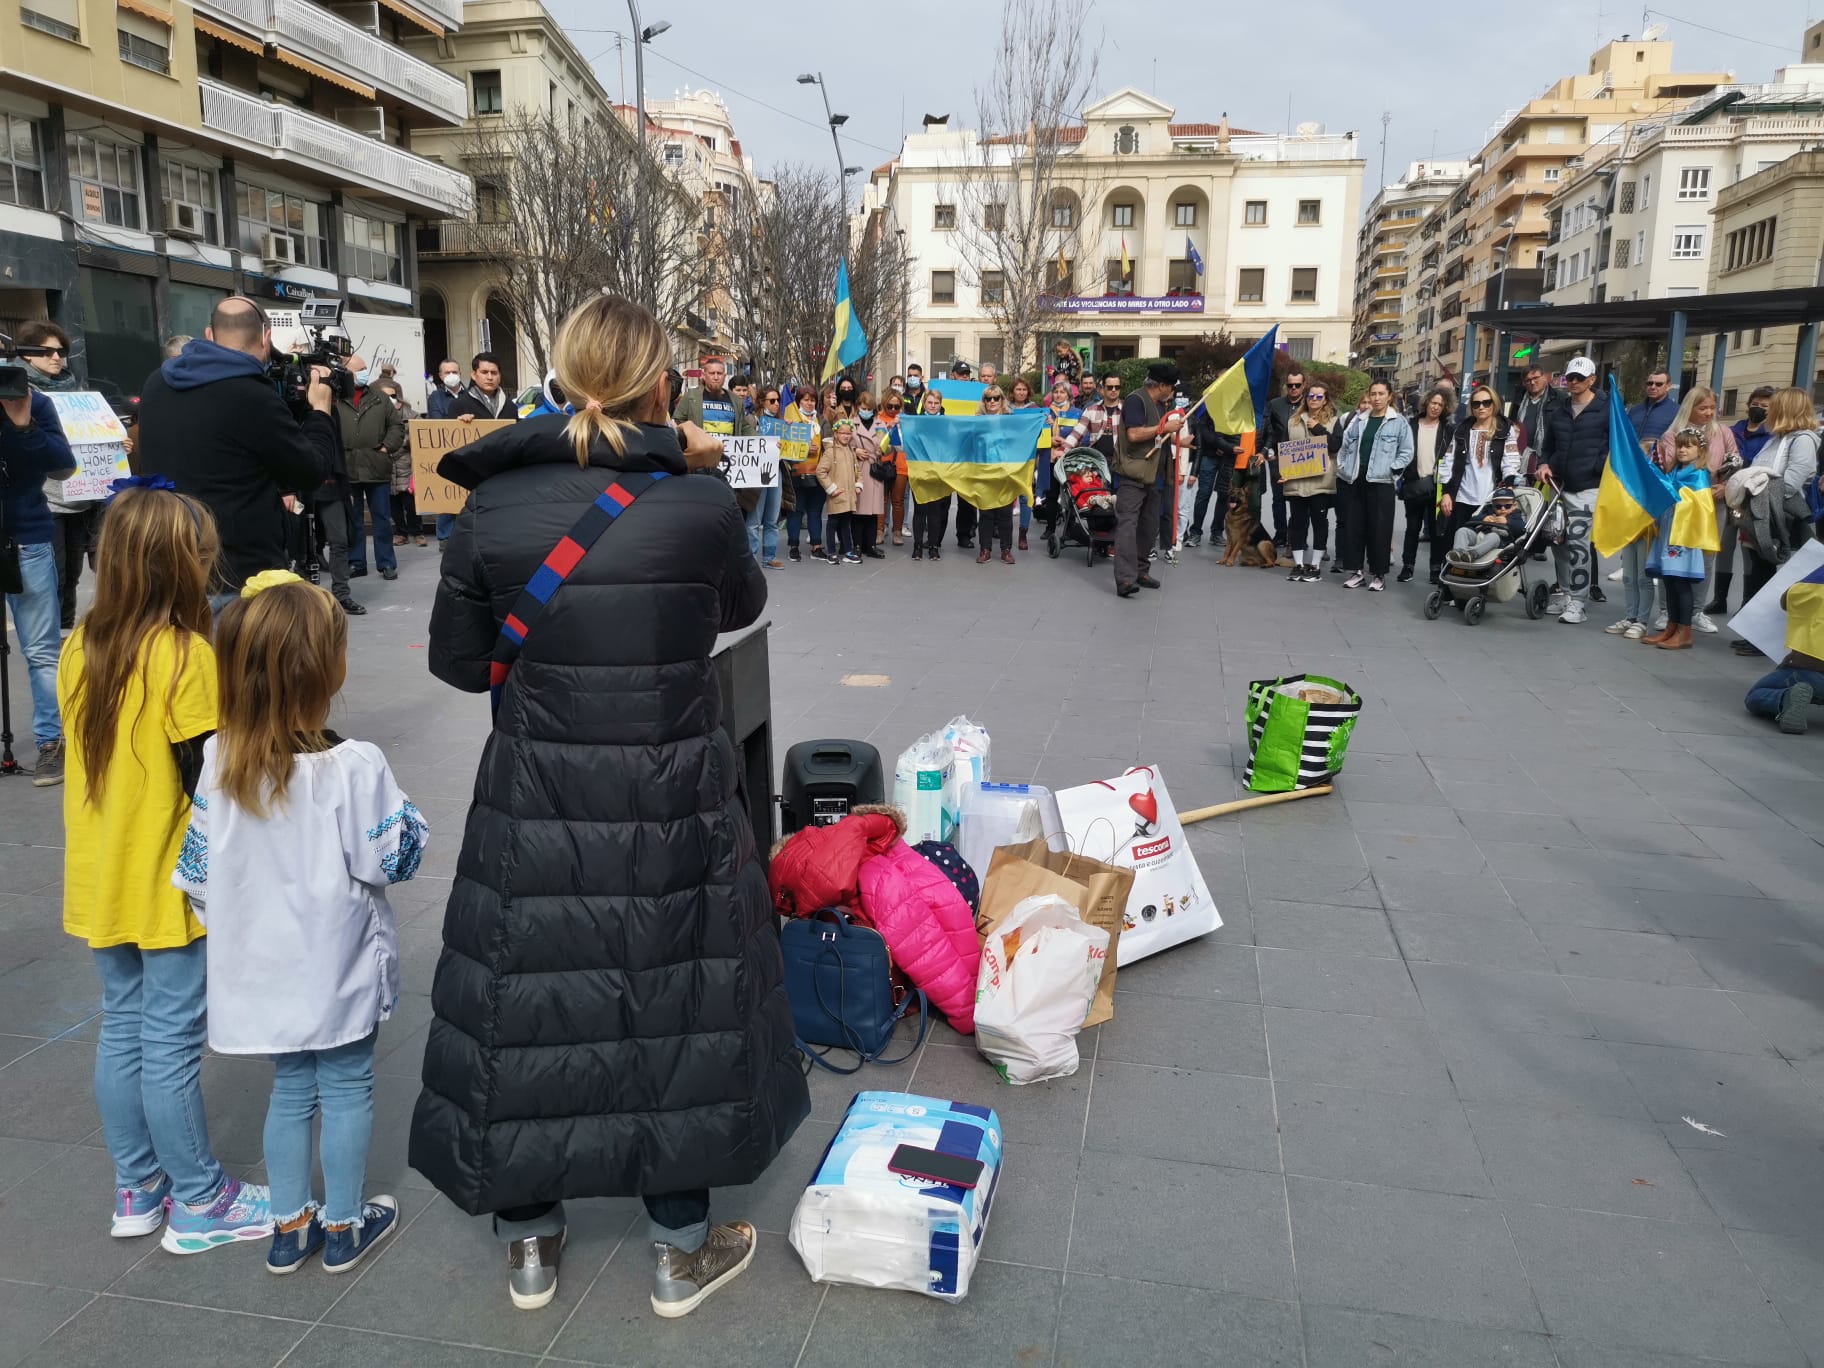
[1147,362,1180,387]
[950,360,972,377]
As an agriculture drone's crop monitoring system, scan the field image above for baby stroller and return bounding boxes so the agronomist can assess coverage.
[1423,481,1565,626]
[1048,448,1119,565]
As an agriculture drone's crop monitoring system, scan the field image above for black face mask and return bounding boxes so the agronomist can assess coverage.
[1748,405,1768,424]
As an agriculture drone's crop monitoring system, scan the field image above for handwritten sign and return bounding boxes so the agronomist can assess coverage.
[720,434,780,489]
[758,415,813,464]
[48,391,131,500]
[408,419,513,515]
[1277,436,1330,482]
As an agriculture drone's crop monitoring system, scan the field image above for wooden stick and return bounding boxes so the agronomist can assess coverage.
[1179,784,1334,826]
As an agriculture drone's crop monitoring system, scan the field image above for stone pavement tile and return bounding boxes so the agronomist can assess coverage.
[1252,901,1398,958]
[1244,859,1382,909]
[0,844,65,897]
[797,1264,1057,1368]
[1285,1176,1542,1331]
[1301,1304,1558,1368]
[710,1119,838,1239]
[1205,901,1255,946]
[1242,823,1367,867]
[324,1193,638,1354]
[1070,1155,1294,1301]
[1257,947,1422,1019]
[1726,990,1824,1062]
[1343,800,1464,837]
[1439,1024,1650,1120]
[0,1135,65,1196]
[1606,1042,1824,1141]
[0,1148,176,1290]
[1637,775,1777,829]
[1094,992,1268,1077]
[803,1034,921,1121]
[1412,963,1596,1040]
[1388,910,1555,974]
[1264,1006,1457,1097]
[1675,1136,1824,1240]
[1675,937,1824,999]
[1373,868,1516,917]
[1054,1275,1303,1368]
[1462,1101,1711,1221]
[280,1327,534,1367]
[1108,938,1260,1004]
[909,1043,1094,1148]
[1084,1062,1278,1173]
[1563,979,1775,1055]
[1523,771,1654,820]
[0,1281,91,1368]
[1357,831,1486,875]
[1456,810,1587,847]
[1729,1229,1824,1367]
[1502,878,1661,933]
[0,956,98,1039]
[1571,817,1711,858]
[1503,1202,1805,1366]
[194,1054,278,1166]
[18,1296,309,1368]
[1539,928,1717,987]
[1436,778,1563,817]
[553,1236,822,1368]
[1483,844,1764,897]
[1276,1080,1489,1198]
[1550,1342,1792,1368]
[0,1038,101,1143]
[0,1034,44,1068]
[980,1141,1076,1269]
[1647,891,1819,943]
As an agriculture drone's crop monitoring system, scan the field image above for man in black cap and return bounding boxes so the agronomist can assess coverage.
[1113,362,1184,596]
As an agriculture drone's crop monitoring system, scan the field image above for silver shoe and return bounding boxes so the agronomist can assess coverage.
[507,1229,565,1311]
[651,1221,756,1318]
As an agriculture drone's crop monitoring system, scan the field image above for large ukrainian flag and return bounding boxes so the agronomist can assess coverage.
[900,410,1048,507]
[931,379,987,416]
[1200,327,1279,435]
[1593,386,1677,557]
[819,259,869,383]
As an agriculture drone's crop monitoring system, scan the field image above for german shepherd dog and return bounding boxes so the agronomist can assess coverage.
[1219,470,1279,568]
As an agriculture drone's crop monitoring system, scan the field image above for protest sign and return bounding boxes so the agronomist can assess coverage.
[720,433,780,489]
[48,391,131,500]
[1277,436,1330,482]
[408,419,513,515]
[1731,540,1824,662]
[758,415,813,464]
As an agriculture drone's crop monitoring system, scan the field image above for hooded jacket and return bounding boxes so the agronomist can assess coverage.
[1542,389,1611,493]
[338,386,408,485]
[408,415,805,1213]
[1,389,76,546]
[136,339,335,591]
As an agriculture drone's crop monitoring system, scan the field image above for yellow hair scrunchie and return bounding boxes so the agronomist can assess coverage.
[240,568,304,599]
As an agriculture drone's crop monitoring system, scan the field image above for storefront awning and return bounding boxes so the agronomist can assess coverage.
[1469,287,1824,342]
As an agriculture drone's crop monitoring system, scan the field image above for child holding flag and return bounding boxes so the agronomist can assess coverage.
[1640,427,1717,650]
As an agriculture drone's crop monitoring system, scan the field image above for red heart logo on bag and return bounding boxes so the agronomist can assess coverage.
[1129,790,1158,825]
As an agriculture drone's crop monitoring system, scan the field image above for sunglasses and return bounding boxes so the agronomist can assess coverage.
[38,346,67,356]
[1471,398,1495,409]
[1286,381,1305,389]
[1307,393,1326,402]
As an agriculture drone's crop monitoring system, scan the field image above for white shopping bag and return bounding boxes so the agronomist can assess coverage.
[974,894,1109,1085]
[1046,764,1220,965]
[893,729,960,844]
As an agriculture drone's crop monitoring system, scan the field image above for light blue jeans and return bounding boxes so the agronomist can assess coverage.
[93,941,226,1206]
[5,540,62,746]
[1745,667,1824,721]
[745,481,782,561]
[265,1033,377,1227]
[1620,538,1652,623]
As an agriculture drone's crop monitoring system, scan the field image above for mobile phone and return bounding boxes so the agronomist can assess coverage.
[887,1144,984,1189]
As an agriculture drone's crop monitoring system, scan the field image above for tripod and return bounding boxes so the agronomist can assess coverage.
[0,633,19,776]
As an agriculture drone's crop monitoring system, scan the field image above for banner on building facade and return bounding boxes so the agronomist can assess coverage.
[1043,295,1207,314]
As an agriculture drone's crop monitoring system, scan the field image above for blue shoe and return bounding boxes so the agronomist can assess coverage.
[161,1177,274,1255]
[323,1196,398,1275]
[267,1217,326,1275]
[112,1173,171,1238]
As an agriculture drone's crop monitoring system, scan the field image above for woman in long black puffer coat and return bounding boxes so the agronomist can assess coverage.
[409,295,808,1319]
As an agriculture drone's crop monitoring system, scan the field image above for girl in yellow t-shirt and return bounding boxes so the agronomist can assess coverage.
[60,481,273,1253]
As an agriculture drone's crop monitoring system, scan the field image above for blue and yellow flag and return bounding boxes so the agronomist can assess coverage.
[820,259,868,383]
[1201,327,1279,435]
[1592,387,1676,558]
[929,378,986,416]
[900,410,1047,507]
[1784,564,1824,660]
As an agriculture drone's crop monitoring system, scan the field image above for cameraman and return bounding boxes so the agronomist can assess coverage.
[136,297,336,599]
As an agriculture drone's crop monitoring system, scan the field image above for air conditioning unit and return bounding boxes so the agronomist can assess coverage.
[261,232,298,265]
[166,202,203,239]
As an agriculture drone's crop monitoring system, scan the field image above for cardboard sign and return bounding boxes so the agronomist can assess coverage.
[48,391,131,501]
[1277,436,1330,482]
[720,434,780,488]
[1731,540,1824,662]
[758,415,813,464]
[408,418,514,515]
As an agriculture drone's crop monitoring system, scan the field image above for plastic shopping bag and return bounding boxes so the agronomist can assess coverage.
[943,715,992,785]
[974,894,1109,1085]
[893,729,960,844]
[1243,674,1362,793]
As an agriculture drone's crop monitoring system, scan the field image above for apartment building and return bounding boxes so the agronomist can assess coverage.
[1350,159,1469,383]
[0,0,471,400]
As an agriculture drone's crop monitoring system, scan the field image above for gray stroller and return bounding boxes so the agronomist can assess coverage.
[1423,481,1565,626]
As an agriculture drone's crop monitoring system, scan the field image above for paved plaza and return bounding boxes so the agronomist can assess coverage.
[4,529,1824,1367]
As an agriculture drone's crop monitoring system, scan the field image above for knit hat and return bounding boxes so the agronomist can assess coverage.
[913,840,979,911]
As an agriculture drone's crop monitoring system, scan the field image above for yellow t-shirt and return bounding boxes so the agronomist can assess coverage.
[60,627,218,949]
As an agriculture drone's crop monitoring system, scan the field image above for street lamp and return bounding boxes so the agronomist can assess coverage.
[895,225,909,377]
[796,72,850,200]
[626,1,668,298]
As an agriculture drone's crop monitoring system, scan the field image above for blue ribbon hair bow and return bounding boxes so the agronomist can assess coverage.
[107,474,177,501]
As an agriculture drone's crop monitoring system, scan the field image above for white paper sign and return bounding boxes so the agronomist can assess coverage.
[48,391,131,501]
[720,434,780,489]
[1730,540,1824,662]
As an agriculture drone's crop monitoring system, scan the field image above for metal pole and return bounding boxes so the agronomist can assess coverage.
[812,74,846,203]
[1710,332,1729,392]
[896,227,909,375]
[627,0,647,300]
[1794,321,1819,389]
[1666,310,1688,403]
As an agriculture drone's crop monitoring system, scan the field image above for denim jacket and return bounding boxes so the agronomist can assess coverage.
[1338,410,1415,484]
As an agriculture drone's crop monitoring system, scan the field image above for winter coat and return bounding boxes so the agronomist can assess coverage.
[0,389,76,546]
[339,387,408,485]
[450,382,516,421]
[818,436,862,515]
[408,415,806,1214]
[1542,390,1611,493]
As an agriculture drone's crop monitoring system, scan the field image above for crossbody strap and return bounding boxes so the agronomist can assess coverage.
[488,470,668,716]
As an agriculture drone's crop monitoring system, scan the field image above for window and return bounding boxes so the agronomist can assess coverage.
[1733,331,1743,348]
[236,181,328,268]
[1753,328,1764,345]
[979,270,1004,305]
[977,336,1006,371]
[928,335,956,367]
[20,0,79,40]
[1244,200,1267,225]
[1635,230,1644,263]
[0,112,44,209]
[982,201,1005,231]
[1290,267,1318,302]
[1612,237,1630,268]
[117,12,171,75]
[1546,125,1567,144]
[1115,124,1138,155]
[1103,260,1133,296]
[1286,336,1315,361]
[1723,388,1738,414]
[342,210,402,283]
[1723,215,1777,272]
[471,69,502,115]
[1542,167,1561,183]
[933,202,956,230]
[160,161,219,242]
[1641,174,1651,209]
[1677,166,1711,200]
[1049,195,1075,228]
[1297,199,1321,225]
[1618,181,1636,213]
[1044,257,1074,295]
[1237,267,1264,302]
[1112,202,1134,228]
[1670,225,1705,260]
[1167,258,1198,294]
[475,177,508,223]
[1174,201,1196,227]
[662,142,683,167]
[68,131,143,230]
[930,270,956,304]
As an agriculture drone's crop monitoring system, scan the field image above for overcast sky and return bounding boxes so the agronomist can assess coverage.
[549,0,1813,209]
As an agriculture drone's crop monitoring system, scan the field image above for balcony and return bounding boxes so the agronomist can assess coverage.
[415,219,497,256]
[200,77,472,216]
[195,0,466,123]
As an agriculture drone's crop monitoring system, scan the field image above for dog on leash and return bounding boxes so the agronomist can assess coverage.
[1218,470,1278,568]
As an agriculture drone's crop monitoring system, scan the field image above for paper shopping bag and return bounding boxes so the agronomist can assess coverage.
[1047,765,1220,966]
[990,839,1131,1027]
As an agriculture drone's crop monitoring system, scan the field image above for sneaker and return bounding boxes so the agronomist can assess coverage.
[1287,567,1304,582]
[1590,585,1606,603]
[1427,567,1441,585]
[381,567,398,581]
[162,1177,273,1254]
[1367,576,1385,592]
[1137,575,1161,589]
[1605,618,1639,635]
[827,553,841,565]
[1163,548,1178,565]
[323,1196,398,1275]
[764,559,785,569]
[1330,562,1345,575]
[31,740,64,788]
[927,547,941,561]
[348,565,368,578]
[337,597,367,616]
[893,530,905,545]
[267,1216,326,1275]
[1302,567,1321,583]
[112,1174,171,1237]
[1651,614,1668,633]
[508,1229,566,1311]
[1692,611,1718,634]
[789,546,801,562]
[1546,591,1568,615]
[1396,566,1414,583]
[1777,681,1813,735]
[652,1221,757,1319]
[1624,621,1646,640]
[1184,531,1202,547]
[1560,601,1587,625]
[843,552,861,564]
[1607,567,1624,582]
[1343,572,1365,589]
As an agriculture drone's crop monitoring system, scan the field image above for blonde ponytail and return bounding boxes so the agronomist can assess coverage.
[552,295,672,467]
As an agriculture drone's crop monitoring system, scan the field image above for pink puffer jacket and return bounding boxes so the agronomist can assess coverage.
[859,839,979,1036]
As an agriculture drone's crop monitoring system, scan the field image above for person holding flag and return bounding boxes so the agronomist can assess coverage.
[1112,362,1184,597]
[1639,426,1723,649]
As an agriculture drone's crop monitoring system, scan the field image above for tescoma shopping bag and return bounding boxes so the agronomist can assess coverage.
[1243,675,1362,793]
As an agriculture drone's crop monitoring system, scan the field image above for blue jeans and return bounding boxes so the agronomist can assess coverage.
[436,513,457,542]
[92,941,226,1206]
[745,481,782,560]
[4,540,62,746]
[1745,667,1824,721]
[347,483,395,572]
[1620,538,1652,622]
[787,478,826,549]
[265,1033,376,1227]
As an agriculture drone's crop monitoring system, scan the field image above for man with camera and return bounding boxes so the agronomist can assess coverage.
[136,297,336,599]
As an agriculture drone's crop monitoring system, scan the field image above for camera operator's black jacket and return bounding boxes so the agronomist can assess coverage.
[138,339,336,590]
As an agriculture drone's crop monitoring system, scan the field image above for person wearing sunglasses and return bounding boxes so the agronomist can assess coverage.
[1258,369,1307,550]
[876,393,910,545]
[973,387,1019,564]
[1063,372,1126,464]
[1279,385,1343,582]
[1438,386,1523,589]
[1537,355,1608,624]
[1401,388,1454,585]
[1334,380,1414,591]
[910,387,951,559]
[18,321,96,631]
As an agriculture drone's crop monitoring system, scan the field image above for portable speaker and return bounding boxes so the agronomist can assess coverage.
[780,739,884,833]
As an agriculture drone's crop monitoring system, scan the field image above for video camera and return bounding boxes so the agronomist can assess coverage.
[268,296,356,416]
[0,333,59,402]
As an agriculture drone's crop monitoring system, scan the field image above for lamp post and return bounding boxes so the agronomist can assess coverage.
[625,2,668,298]
[895,226,909,377]
[796,72,850,202]
[1488,190,1539,395]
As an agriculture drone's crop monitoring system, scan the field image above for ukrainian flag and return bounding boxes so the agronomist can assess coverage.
[1784,564,1824,659]
[900,410,1048,507]
[1592,387,1676,558]
[1200,327,1279,435]
[820,259,869,383]
[931,379,986,416]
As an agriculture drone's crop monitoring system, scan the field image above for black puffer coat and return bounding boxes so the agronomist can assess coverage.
[409,416,808,1214]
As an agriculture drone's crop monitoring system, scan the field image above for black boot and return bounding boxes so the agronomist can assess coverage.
[1704,572,1732,616]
